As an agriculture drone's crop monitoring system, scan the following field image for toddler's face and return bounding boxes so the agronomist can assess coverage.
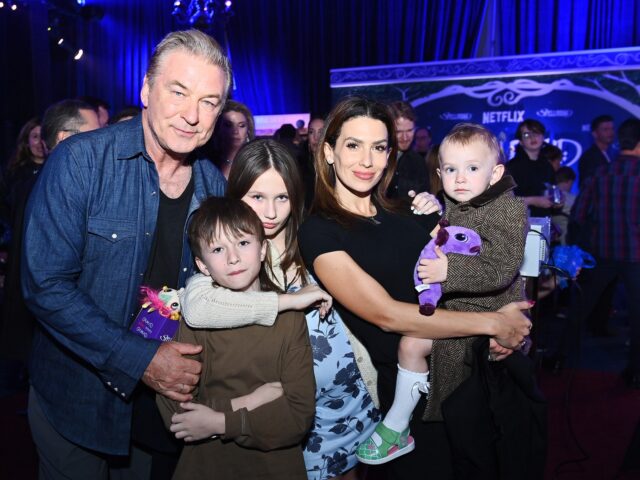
[438,140,504,203]
[195,229,266,292]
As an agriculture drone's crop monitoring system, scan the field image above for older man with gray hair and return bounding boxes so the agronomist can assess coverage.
[23,30,229,479]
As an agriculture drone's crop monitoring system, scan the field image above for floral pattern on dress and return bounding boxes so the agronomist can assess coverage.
[301,299,381,480]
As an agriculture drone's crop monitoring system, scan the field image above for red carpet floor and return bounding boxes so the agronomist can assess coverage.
[1,368,639,479]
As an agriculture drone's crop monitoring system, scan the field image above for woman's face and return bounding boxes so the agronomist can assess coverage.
[241,167,292,242]
[220,110,249,148]
[324,116,389,202]
[308,118,325,153]
[28,125,45,160]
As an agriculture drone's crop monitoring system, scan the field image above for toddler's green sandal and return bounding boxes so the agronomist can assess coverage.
[355,423,415,465]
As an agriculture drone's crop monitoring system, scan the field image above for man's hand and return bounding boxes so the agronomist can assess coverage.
[170,402,224,442]
[142,341,202,402]
[416,246,448,284]
[408,190,442,215]
[525,196,553,209]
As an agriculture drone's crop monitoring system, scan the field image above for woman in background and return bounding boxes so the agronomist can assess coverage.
[210,100,255,178]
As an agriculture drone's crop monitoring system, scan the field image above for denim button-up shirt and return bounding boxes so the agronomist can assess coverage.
[22,116,226,455]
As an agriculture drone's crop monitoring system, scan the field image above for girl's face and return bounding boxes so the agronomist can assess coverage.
[195,228,266,292]
[323,116,389,203]
[308,118,324,153]
[241,168,292,242]
[220,110,249,148]
[28,126,45,160]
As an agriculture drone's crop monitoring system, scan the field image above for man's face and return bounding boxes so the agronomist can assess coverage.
[414,127,431,153]
[140,50,226,159]
[593,121,615,147]
[395,116,415,152]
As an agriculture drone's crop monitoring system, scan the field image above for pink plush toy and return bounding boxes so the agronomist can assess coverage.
[414,221,482,316]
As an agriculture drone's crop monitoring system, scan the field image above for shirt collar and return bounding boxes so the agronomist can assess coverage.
[114,114,150,161]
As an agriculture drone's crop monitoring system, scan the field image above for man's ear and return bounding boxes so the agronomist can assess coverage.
[195,256,210,276]
[323,143,334,165]
[56,130,71,145]
[490,163,505,186]
[140,75,150,108]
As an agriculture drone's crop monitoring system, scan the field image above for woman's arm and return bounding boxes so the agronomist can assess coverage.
[313,251,531,349]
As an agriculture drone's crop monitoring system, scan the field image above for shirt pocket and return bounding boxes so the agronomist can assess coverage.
[85,217,138,279]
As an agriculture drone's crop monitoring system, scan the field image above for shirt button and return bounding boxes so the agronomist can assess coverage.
[114,387,118,392]
[111,233,118,239]
[367,381,373,385]
[121,393,126,398]
[107,381,111,386]
[145,232,150,236]
[151,191,157,196]
[183,268,188,272]
[357,356,363,363]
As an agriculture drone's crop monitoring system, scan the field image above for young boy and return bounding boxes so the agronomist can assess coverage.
[156,197,315,479]
[357,123,528,464]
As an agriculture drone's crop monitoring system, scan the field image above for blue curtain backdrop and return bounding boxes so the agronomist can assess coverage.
[1,0,639,158]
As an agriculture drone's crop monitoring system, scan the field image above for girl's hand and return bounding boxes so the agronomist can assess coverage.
[170,402,224,442]
[408,190,442,215]
[416,246,448,284]
[232,382,283,411]
[278,284,333,318]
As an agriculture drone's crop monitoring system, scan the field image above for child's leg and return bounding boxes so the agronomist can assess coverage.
[382,337,431,434]
[357,336,432,465]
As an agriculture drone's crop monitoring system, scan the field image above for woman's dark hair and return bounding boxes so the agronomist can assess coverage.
[227,139,308,287]
[8,117,41,172]
[188,196,281,293]
[312,96,400,226]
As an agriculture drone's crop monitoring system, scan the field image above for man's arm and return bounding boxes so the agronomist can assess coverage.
[22,143,199,400]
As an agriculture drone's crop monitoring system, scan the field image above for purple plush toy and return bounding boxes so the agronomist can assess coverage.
[414,220,482,316]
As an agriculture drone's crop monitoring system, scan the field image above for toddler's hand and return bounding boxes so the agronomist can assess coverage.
[416,246,448,284]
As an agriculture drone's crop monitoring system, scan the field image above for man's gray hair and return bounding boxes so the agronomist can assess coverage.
[41,99,94,150]
[146,29,232,102]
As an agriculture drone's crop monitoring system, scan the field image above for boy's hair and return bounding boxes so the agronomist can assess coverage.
[555,166,576,184]
[188,197,281,292]
[515,119,546,140]
[440,123,505,165]
[618,118,640,151]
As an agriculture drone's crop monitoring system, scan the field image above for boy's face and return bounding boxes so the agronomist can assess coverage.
[438,140,504,203]
[195,229,267,292]
[557,180,574,193]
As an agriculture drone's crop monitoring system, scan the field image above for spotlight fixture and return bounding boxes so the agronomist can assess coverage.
[0,2,5,9]
[57,37,64,45]
[74,48,83,60]
[11,2,17,10]
[171,0,233,28]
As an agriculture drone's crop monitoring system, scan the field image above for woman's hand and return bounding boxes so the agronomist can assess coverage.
[488,338,513,361]
[170,402,224,442]
[278,284,332,318]
[408,190,442,215]
[492,301,533,349]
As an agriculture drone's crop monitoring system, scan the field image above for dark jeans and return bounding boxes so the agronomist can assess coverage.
[561,259,640,370]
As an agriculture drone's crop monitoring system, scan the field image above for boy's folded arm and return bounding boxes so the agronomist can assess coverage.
[443,199,528,294]
[223,319,315,450]
[181,273,278,329]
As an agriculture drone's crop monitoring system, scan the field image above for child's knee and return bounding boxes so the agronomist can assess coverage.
[398,336,432,367]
